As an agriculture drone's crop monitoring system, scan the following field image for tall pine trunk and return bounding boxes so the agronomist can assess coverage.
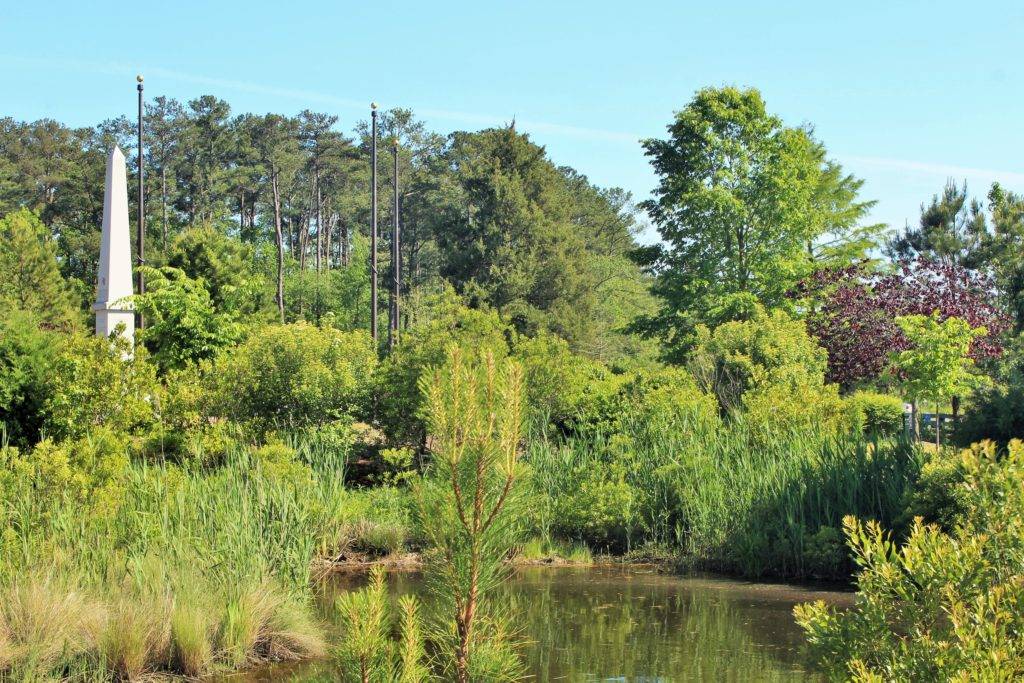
[272,170,285,322]
[161,166,168,250]
[315,171,323,273]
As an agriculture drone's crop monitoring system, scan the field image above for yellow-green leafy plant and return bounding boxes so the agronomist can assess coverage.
[795,439,1024,680]
[44,332,159,441]
[211,322,376,431]
[842,391,905,436]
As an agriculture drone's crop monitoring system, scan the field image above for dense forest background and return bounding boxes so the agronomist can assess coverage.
[0,100,656,361]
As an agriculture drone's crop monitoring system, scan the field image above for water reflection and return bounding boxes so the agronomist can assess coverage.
[231,566,850,682]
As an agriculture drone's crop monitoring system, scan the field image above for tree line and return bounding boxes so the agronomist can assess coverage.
[3,85,1023,420]
[0,100,652,360]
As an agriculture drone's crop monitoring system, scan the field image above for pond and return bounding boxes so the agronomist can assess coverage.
[234,566,851,682]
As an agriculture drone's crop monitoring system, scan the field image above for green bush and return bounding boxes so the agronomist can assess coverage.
[0,208,79,329]
[374,289,510,445]
[901,447,968,531]
[250,441,311,484]
[955,344,1024,447]
[548,458,640,550]
[134,266,242,373]
[688,305,829,416]
[211,322,376,430]
[167,226,265,316]
[796,440,1024,680]
[512,329,613,430]
[0,310,58,447]
[843,391,905,436]
[44,333,159,441]
[800,526,845,579]
[14,427,129,516]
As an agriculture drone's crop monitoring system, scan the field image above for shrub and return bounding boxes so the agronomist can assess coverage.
[551,461,639,550]
[212,323,376,430]
[512,330,612,430]
[622,367,721,437]
[688,306,829,413]
[955,344,1024,447]
[21,428,130,516]
[743,382,847,440]
[374,290,510,445]
[134,265,242,373]
[800,526,845,579]
[251,441,312,484]
[901,447,968,531]
[0,208,79,329]
[796,440,1024,680]
[843,390,905,436]
[167,226,265,315]
[0,310,58,447]
[44,333,159,441]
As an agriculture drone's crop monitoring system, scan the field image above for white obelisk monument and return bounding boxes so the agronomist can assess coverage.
[93,146,135,343]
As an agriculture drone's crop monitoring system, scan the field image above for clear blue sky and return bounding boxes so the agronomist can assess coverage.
[2,0,1022,242]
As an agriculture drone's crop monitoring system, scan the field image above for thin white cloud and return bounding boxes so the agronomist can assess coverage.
[844,155,1024,187]
[3,55,639,144]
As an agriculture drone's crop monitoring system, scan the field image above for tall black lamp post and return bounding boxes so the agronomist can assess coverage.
[370,103,378,343]
[388,138,400,351]
[136,74,145,328]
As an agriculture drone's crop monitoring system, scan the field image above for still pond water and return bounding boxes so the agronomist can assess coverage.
[239,566,850,682]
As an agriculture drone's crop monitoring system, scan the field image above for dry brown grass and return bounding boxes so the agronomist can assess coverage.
[0,575,106,678]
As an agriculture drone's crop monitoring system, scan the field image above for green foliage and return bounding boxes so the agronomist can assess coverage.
[334,567,392,681]
[334,568,428,682]
[0,438,365,678]
[0,310,58,446]
[134,265,242,372]
[375,289,510,445]
[955,337,1024,447]
[166,225,265,315]
[250,441,312,484]
[982,183,1024,332]
[688,305,831,417]
[43,333,159,441]
[211,322,376,430]
[529,414,921,577]
[900,447,968,531]
[512,329,613,430]
[635,87,878,357]
[0,208,79,329]
[796,440,1024,681]
[435,126,647,354]
[894,313,987,408]
[843,391,905,436]
[285,238,371,328]
[415,347,527,681]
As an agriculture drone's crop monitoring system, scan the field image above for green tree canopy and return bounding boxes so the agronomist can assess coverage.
[133,265,243,373]
[0,208,78,329]
[893,312,987,411]
[433,126,650,354]
[634,87,878,359]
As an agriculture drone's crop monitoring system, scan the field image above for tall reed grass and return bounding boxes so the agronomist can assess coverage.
[528,413,923,578]
[0,434,407,680]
